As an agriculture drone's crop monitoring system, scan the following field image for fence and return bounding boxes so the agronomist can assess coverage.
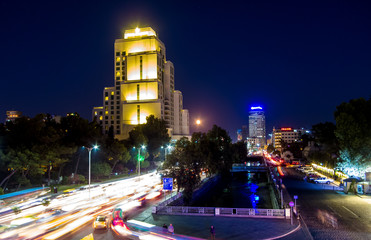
[317,184,343,191]
[153,206,286,218]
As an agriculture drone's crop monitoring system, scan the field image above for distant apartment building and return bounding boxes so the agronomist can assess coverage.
[6,111,22,122]
[248,106,266,148]
[92,27,189,140]
[272,127,311,151]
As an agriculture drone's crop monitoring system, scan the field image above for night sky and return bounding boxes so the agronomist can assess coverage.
[1,0,370,141]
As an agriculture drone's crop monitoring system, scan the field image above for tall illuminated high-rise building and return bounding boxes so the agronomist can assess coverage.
[248,106,266,148]
[92,27,189,139]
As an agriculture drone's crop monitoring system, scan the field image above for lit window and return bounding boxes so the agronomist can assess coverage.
[99,116,103,120]
[116,72,120,76]
[111,91,114,95]
[116,57,121,62]
[94,111,97,116]
[105,96,109,101]
[105,111,108,115]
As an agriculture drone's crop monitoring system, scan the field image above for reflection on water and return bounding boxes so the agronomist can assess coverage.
[191,172,270,208]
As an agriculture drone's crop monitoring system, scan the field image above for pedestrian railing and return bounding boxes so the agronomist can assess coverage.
[317,184,343,191]
[153,206,285,218]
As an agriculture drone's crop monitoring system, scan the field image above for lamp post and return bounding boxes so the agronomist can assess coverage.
[84,145,98,201]
[162,145,172,162]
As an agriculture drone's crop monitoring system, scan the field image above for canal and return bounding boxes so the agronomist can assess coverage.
[190,171,273,209]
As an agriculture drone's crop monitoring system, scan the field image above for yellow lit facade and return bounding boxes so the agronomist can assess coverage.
[92,26,189,140]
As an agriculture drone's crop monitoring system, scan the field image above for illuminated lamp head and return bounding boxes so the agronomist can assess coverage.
[135,27,140,34]
[251,106,263,110]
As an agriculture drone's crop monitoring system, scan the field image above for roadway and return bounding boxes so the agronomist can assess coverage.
[282,168,371,240]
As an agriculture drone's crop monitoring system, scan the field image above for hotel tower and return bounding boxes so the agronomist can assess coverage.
[92,27,189,140]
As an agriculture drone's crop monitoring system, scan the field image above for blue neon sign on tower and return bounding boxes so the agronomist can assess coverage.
[251,106,263,110]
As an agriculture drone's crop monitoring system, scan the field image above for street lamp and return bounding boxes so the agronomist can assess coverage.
[161,145,173,162]
[134,145,146,177]
[83,145,98,201]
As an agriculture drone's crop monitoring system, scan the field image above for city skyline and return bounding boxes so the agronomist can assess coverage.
[1,1,370,141]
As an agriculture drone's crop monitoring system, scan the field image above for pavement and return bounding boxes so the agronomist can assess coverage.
[282,168,371,240]
[132,202,309,240]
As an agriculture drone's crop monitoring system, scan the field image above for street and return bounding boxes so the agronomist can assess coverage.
[282,168,371,240]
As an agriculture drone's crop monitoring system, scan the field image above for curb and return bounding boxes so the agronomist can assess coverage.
[261,221,301,240]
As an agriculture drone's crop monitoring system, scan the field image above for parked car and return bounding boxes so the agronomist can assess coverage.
[314,177,334,184]
[304,174,321,182]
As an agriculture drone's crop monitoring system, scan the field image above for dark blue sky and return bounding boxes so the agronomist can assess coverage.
[1,0,370,141]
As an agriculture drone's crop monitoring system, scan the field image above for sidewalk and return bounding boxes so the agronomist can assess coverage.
[132,206,307,239]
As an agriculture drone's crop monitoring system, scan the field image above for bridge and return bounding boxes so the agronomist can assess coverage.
[231,164,268,172]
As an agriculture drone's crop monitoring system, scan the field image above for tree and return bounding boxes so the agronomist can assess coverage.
[103,139,131,176]
[91,162,111,179]
[129,115,170,162]
[334,98,371,177]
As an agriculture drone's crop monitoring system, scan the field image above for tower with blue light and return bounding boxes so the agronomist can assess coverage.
[248,106,266,150]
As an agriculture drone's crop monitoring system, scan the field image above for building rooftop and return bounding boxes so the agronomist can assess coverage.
[124,27,157,39]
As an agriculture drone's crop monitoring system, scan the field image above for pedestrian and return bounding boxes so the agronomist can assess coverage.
[210,225,215,240]
[162,224,168,233]
[168,223,174,235]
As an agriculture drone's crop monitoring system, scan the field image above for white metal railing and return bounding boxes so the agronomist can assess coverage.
[153,206,285,218]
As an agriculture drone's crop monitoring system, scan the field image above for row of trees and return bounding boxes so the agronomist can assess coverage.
[163,125,247,203]
[0,114,171,193]
[309,97,371,178]
[266,97,371,178]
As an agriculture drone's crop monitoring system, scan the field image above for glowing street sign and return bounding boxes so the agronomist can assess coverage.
[281,128,292,131]
[251,106,263,110]
[163,178,173,191]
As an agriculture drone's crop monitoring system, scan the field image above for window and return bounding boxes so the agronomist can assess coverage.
[137,84,140,100]
[116,106,120,109]
[105,96,109,101]
[94,111,97,116]
[116,96,120,99]
[105,121,108,124]
[111,116,114,120]
[116,130,120,134]
[116,52,120,56]
[99,111,102,115]
[122,76,125,80]
[105,92,108,96]
[116,77,120,80]
[140,56,143,79]
[111,95,114,100]
[111,91,114,95]
[105,101,108,105]
[111,106,114,109]
[116,57,120,62]
[116,86,120,90]
[116,67,120,71]
[117,101,120,104]
[116,111,120,114]
[105,116,108,119]
[111,111,114,114]
[99,116,103,120]
[121,51,126,56]
[111,121,114,124]
[137,105,140,123]
[116,116,120,119]
[116,62,120,66]
[116,121,120,124]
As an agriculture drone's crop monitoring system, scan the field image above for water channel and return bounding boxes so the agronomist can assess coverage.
[190,171,273,209]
